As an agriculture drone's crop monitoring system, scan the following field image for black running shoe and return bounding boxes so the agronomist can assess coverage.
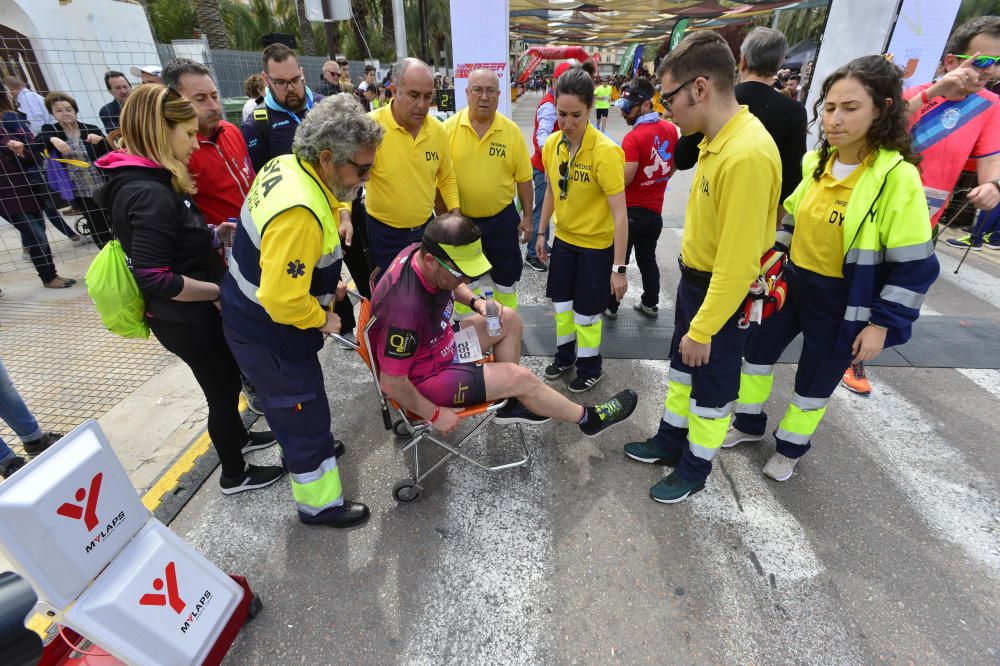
[241,430,277,454]
[241,377,264,415]
[494,398,551,425]
[525,256,548,272]
[23,431,62,457]
[219,464,284,495]
[580,389,639,437]
[543,362,571,380]
[569,374,603,393]
[0,455,26,479]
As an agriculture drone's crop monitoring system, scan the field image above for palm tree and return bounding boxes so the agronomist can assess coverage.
[294,0,318,56]
[194,0,230,49]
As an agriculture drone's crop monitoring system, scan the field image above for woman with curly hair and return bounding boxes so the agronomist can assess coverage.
[723,55,940,481]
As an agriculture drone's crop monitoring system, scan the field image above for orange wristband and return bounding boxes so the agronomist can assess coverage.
[430,406,441,423]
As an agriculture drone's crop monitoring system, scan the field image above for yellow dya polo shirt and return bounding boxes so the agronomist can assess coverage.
[258,161,349,330]
[542,123,625,249]
[790,157,869,278]
[682,107,780,343]
[366,102,460,228]
[443,108,532,218]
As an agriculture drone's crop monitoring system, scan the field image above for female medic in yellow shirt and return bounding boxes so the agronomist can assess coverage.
[536,67,629,393]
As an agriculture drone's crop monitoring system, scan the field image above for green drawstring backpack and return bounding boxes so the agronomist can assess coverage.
[85,240,149,339]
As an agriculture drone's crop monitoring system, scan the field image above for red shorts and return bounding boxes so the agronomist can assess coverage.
[413,362,487,407]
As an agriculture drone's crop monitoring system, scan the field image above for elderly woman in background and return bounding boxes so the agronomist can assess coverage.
[39,92,112,247]
[0,118,75,288]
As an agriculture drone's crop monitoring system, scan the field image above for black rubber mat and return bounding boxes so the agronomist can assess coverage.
[518,306,1000,369]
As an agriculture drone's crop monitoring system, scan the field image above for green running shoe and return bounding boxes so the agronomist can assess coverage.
[579,389,638,437]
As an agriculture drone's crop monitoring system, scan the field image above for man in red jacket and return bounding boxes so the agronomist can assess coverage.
[163,59,255,227]
[163,58,263,413]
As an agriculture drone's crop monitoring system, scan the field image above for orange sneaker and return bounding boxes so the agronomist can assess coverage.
[841,362,872,395]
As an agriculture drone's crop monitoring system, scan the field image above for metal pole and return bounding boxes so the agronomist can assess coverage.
[418,0,428,63]
[392,0,407,59]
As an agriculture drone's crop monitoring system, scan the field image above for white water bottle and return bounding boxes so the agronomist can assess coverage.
[484,288,502,336]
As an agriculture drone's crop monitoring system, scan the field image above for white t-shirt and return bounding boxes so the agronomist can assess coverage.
[831,158,861,181]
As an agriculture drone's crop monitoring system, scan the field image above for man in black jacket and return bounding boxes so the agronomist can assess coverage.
[673,27,806,219]
[98,71,131,132]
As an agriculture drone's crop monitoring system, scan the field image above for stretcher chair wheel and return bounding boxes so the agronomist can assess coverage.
[247,593,263,619]
[393,480,421,503]
[391,418,410,438]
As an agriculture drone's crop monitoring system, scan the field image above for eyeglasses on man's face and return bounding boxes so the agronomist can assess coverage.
[269,75,305,91]
[469,86,500,98]
[433,255,467,281]
[659,77,702,111]
[345,157,374,177]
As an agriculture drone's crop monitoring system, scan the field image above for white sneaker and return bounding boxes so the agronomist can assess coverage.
[763,452,799,481]
[721,425,764,448]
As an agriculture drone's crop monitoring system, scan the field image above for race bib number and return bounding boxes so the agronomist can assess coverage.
[452,326,484,364]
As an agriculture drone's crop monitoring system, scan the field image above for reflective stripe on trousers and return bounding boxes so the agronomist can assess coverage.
[575,311,602,358]
[734,361,775,415]
[661,367,691,428]
[554,300,575,346]
[290,454,344,516]
[688,400,732,462]
[775,392,830,446]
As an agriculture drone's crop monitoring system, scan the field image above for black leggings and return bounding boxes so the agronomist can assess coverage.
[148,314,247,477]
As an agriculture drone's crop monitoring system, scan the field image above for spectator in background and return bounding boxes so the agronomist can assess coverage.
[1,76,52,136]
[316,60,341,96]
[39,92,113,248]
[359,65,377,93]
[338,58,351,87]
[242,43,323,173]
[130,64,163,85]
[98,70,131,131]
[1,120,76,288]
[0,93,85,248]
[241,74,265,123]
[0,357,63,478]
[786,73,802,102]
[96,84,284,496]
[606,78,678,320]
[673,27,807,225]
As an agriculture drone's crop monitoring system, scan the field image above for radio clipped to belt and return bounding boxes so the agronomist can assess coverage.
[738,247,787,329]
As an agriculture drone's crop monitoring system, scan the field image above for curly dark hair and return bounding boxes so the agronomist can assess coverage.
[810,55,919,181]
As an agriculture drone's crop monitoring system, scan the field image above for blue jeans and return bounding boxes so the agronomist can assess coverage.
[0,358,43,463]
[527,168,550,260]
[9,211,57,283]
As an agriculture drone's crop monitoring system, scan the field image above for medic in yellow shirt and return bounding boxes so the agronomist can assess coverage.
[623,32,780,504]
[444,68,534,314]
[535,67,629,394]
[366,58,460,277]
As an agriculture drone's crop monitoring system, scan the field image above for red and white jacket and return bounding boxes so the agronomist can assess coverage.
[188,120,255,225]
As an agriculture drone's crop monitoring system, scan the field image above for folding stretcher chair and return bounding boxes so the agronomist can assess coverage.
[331,290,530,502]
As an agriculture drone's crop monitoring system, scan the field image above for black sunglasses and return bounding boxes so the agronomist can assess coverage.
[659,77,703,111]
[345,157,374,177]
[557,136,572,200]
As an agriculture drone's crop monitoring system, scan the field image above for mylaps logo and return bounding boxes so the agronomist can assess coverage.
[140,561,186,614]
[57,472,103,531]
[57,472,128,553]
